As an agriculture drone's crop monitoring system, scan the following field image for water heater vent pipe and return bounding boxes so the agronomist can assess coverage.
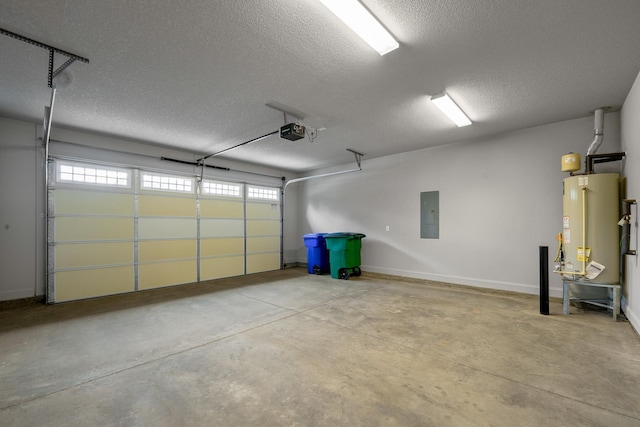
[586,108,605,157]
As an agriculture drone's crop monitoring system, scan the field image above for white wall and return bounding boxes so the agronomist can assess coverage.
[295,113,621,298]
[0,116,299,301]
[621,70,640,333]
[0,117,40,300]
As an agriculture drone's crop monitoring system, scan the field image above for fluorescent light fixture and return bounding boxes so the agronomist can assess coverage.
[318,0,399,55]
[430,93,472,127]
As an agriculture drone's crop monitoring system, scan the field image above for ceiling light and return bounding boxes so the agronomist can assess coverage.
[430,93,472,127]
[318,0,399,56]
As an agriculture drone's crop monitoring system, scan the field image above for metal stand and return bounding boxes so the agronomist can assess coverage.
[562,279,621,321]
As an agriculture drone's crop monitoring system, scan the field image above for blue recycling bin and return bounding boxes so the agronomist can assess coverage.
[303,233,330,275]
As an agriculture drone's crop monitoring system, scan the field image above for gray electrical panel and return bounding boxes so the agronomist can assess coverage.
[420,191,439,239]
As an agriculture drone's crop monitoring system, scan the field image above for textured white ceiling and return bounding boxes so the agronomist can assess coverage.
[1,0,640,172]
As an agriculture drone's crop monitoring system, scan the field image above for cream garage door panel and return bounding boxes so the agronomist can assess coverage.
[55,266,134,302]
[55,242,134,269]
[138,218,197,239]
[246,236,280,253]
[246,220,280,236]
[200,199,243,218]
[139,195,196,217]
[138,193,196,290]
[139,239,196,262]
[200,219,244,238]
[245,199,280,273]
[246,253,280,274]
[55,190,133,215]
[56,217,134,241]
[52,185,135,303]
[200,256,244,280]
[200,237,244,257]
[246,202,280,219]
[139,260,197,290]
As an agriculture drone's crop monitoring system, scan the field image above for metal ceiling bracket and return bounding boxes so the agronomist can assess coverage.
[0,27,89,87]
[52,57,77,79]
[346,148,364,169]
[265,102,306,122]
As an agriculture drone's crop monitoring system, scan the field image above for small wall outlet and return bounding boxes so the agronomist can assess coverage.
[385,225,390,231]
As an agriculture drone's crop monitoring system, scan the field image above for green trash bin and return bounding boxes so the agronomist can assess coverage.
[323,233,366,280]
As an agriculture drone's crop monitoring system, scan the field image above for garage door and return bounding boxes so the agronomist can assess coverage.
[48,160,281,303]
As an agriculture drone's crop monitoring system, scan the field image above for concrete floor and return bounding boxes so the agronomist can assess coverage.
[1,268,639,426]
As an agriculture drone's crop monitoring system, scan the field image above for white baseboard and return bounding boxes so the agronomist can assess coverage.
[361,265,564,298]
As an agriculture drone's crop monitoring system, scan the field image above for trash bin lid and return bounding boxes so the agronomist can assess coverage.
[324,232,366,239]
[303,233,327,238]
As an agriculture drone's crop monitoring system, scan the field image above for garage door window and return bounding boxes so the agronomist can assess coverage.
[141,173,194,193]
[202,180,242,197]
[58,162,130,187]
[247,186,279,200]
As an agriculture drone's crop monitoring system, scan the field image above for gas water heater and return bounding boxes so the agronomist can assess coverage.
[556,107,626,301]
[561,173,620,284]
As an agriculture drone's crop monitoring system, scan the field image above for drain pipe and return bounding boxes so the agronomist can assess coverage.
[585,108,605,173]
[280,149,364,269]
